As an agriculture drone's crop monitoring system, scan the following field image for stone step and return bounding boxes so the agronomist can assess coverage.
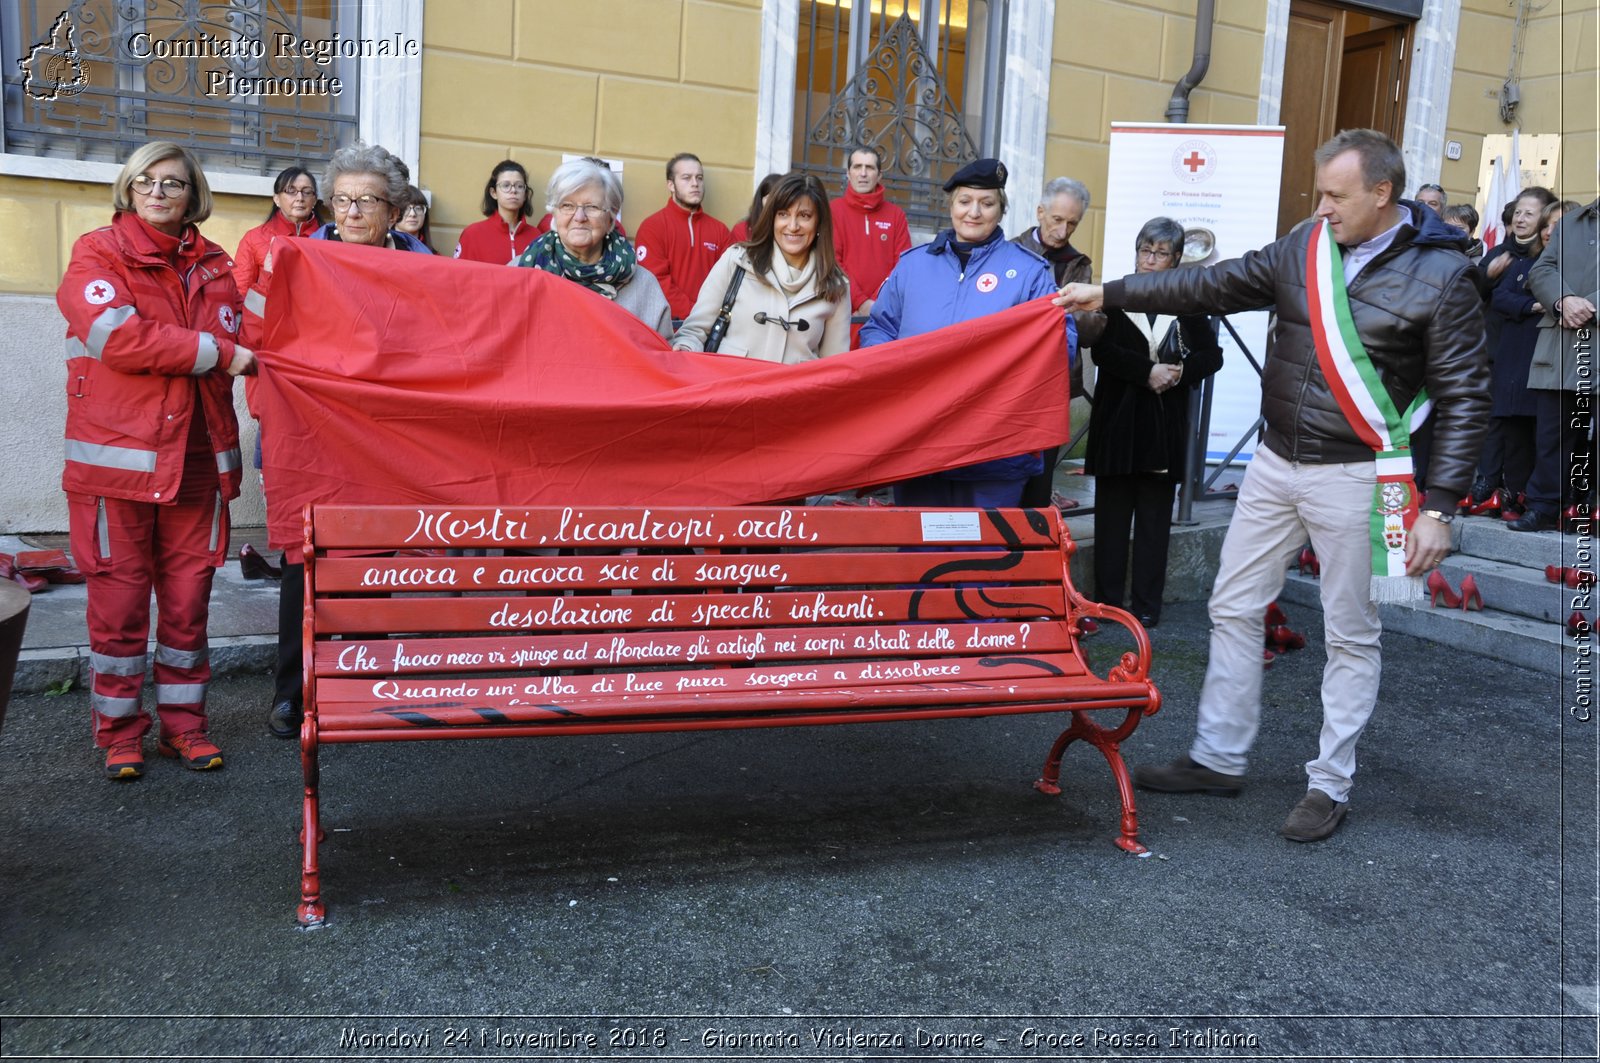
[1278,569,1579,676]
[1435,556,1594,624]
[1452,514,1593,570]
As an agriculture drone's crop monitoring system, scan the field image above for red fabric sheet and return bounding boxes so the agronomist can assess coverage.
[252,239,1070,551]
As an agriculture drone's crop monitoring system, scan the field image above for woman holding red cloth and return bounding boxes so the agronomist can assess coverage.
[57,141,255,780]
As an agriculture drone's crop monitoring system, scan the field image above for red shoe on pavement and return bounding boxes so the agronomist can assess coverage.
[104,738,144,781]
[158,730,224,771]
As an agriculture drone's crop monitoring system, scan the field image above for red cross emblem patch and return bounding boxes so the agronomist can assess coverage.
[975,272,999,293]
[84,279,116,305]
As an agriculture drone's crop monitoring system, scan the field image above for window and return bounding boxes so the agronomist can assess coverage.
[3,0,363,177]
[792,0,1006,230]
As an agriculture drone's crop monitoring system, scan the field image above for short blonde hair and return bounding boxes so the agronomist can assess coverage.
[112,141,213,225]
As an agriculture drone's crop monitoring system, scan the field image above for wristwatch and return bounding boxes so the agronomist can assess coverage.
[1420,509,1455,525]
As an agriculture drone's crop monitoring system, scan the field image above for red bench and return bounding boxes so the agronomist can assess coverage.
[296,504,1161,925]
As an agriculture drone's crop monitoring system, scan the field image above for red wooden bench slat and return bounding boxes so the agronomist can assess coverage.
[313,585,1068,635]
[308,505,1063,550]
[314,677,1154,732]
[313,621,1077,677]
[312,549,1066,593]
[314,652,1090,707]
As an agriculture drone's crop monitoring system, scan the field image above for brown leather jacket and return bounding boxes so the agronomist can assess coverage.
[1103,204,1489,510]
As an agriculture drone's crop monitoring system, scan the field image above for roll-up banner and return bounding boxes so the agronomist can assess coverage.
[1102,123,1286,462]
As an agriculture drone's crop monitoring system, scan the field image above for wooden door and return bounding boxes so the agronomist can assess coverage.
[1277,2,1413,237]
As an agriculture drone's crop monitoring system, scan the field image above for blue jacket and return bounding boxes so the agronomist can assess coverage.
[860,230,1074,481]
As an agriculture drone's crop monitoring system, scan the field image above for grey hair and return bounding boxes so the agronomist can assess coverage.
[1134,216,1186,258]
[1313,128,1406,196]
[544,157,624,216]
[1039,176,1090,212]
[1416,182,1446,204]
[323,142,410,205]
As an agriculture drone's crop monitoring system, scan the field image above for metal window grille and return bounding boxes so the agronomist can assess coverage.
[792,0,1005,231]
[3,0,360,175]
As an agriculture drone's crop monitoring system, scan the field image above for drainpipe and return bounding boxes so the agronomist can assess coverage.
[1170,0,1215,527]
[1165,0,1215,124]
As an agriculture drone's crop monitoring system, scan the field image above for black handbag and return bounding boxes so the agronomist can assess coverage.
[703,266,747,353]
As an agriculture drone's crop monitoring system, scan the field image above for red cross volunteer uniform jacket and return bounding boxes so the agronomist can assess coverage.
[831,186,911,310]
[59,211,245,506]
[633,199,731,320]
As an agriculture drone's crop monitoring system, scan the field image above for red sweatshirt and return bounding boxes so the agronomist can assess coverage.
[453,213,538,265]
[831,187,911,309]
[633,199,731,319]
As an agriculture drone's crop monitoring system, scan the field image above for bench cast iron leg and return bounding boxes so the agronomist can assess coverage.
[1034,708,1148,855]
[298,725,325,927]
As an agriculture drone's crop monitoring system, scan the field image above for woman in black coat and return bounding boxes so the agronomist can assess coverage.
[1086,217,1223,627]
[1480,188,1557,516]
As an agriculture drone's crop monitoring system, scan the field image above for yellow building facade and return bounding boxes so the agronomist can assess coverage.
[1,0,1596,531]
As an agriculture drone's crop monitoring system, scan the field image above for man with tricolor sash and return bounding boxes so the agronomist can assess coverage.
[1056,129,1489,843]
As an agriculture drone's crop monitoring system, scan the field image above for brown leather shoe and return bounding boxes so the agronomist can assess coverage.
[1280,789,1347,842]
[1132,755,1244,797]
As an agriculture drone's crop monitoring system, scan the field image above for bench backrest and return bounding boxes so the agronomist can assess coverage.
[304,505,1094,710]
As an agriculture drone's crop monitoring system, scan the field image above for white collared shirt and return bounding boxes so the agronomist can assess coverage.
[1341,211,1407,285]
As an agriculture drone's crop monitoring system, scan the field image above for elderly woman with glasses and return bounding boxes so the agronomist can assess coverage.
[254,142,428,742]
[1085,217,1222,628]
[233,164,321,294]
[57,141,255,780]
[515,157,672,338]
[307,144,431,253]
[455,160,538,264]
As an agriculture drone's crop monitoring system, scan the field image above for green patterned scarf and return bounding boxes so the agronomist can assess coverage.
[515,229,636,298]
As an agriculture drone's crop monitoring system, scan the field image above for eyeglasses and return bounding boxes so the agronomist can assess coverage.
[329,194,389,214]
[1136,246,1176,261]
[130,174,190,197]
[496,182,527,193]
[555,202,611,219]
[402,203,427,216]
[281,187,317,199]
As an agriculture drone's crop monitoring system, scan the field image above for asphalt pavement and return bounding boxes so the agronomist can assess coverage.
[2,596,1595,1063]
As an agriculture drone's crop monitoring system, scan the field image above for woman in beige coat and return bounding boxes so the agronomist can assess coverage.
[672,172,851,362]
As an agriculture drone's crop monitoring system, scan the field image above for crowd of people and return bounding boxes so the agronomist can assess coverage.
[53,130,1593,854]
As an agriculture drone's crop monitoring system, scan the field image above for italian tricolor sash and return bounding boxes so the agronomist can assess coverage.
[1305,220,1428,603]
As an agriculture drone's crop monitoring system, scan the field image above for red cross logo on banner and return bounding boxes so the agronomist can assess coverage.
[83,279,116,305]
[975,273,998,293]
[1171,138,1218,184]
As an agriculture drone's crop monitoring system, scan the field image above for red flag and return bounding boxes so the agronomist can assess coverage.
[250,239,1070,552]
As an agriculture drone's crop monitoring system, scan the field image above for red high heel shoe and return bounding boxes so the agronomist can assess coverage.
[1458,573,1483,611]
[1262,647,1276,668]
[1548,564,1567,584]
[1570,611,1592,638]
[1500,493,1527,521]
[1265,602,1290,628]
[1461,489,1503,518]
[1296,546,1320,578]
[1267,625,1307,652]
[1427,569,1461,609]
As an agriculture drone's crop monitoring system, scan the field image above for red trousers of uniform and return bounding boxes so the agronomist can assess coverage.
[68,493,228,746]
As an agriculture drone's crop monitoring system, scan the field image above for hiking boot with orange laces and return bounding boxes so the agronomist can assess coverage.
[104,738,144,781]
[157,730,223,771]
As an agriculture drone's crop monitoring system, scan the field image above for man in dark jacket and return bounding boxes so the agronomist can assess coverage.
[1057,129,1489,842]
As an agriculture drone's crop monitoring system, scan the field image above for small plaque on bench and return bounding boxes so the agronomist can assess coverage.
[918,512,982,542]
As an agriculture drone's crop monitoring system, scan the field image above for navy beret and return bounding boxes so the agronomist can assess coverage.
[944,157,1008,192]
